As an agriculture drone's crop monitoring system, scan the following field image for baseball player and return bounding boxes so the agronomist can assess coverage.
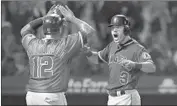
[20,4,95,105]
[86,14,156,105]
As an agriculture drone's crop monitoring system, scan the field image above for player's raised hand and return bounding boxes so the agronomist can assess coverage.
[120,59,136,71]
[47,4,58,15]
[58,5,75,22]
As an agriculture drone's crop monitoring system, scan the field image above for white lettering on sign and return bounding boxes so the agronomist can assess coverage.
[158,78,177,94]
[68,78,108,93]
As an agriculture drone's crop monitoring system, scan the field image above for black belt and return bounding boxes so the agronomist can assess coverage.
[108,90,126,97]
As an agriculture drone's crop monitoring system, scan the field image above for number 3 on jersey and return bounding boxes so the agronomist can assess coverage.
[120,71,129,85]
[31,56,54,78]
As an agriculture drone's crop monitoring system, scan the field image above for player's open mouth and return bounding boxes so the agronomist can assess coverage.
[112,33,120,42]
[113,34,118,38]
[113,33,119,39]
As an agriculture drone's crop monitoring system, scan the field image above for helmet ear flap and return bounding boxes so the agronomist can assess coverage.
[123,17,130,35]
[124,25,130,35]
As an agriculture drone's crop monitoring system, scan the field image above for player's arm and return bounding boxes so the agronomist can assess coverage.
[120,48,156,73]
[21,4,56,37]
[58,5,95,44]
[135,48,156,73]
[20,17,43,48]
[69,15,95,38]
[82,44,110,64]
[134,60,156,73]
[21,17,43,37]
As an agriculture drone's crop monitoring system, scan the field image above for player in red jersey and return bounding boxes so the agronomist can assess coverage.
[21,4,95,105]
[85,14,156,105]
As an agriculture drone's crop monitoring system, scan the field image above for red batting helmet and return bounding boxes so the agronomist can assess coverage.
[43,14,64,35]
[108,14,130,35]
[108,14,130,27]
[43,4,65,35]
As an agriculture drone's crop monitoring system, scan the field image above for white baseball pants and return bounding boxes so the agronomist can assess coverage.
[26,91,67,105]
[107,89,141,105]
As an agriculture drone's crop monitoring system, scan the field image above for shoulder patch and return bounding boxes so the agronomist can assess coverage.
[142,52,151,59]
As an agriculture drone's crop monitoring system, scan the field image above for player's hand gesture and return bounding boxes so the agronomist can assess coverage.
[58,5,75,22]
[120,59,136,71]
[81,45,93,57]
[47,4,58,15]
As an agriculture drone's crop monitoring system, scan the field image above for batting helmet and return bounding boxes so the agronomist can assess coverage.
[108,14,130,35]
[43,14,65,35]
[43,4,65,35]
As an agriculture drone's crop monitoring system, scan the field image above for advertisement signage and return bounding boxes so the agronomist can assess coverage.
[2,75,177,95]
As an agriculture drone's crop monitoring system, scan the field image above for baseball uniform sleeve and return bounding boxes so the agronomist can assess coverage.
[21,33,37,50]
[136,47,153,63]
[65,31,84,57]
[21,23,38,50]
[98,44,110,63]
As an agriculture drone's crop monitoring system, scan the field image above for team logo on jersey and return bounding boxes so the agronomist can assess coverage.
[109,54,127,64]
[109,54,133,71]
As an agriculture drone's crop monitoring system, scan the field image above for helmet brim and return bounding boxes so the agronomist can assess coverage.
[108,24,113,27]
[108,24,122,27]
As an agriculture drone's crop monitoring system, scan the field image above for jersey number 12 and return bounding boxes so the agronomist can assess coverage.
[31,56,54,78]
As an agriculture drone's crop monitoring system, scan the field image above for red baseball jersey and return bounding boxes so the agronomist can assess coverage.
[98,39,153,91]
[22,32,85,93]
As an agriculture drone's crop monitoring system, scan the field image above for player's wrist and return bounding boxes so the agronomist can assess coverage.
[134,62,142,70]
[70,16,78,24]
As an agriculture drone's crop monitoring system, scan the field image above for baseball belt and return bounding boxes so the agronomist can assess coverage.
[108,90,126,97]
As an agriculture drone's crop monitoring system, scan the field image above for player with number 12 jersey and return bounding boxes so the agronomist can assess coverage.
[21,4,95,96]
[21,4,95,105]
[22,32,83,93]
